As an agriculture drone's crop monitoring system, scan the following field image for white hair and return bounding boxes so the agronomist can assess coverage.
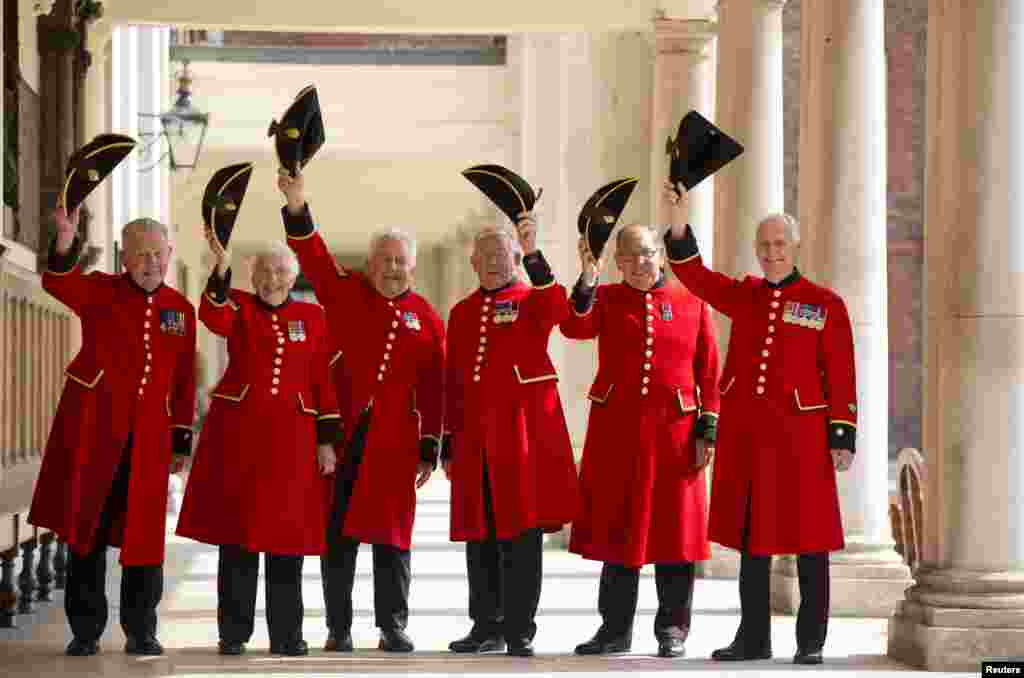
[472,225,522,258]
[614,223,660,251]
[757,212,801,245]
[369,227,417,264]
[121,218,169,249]
[252,240,299,277]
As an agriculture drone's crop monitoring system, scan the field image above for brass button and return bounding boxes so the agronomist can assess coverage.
[389,332,396,340]
[771,301,780,309]
[377,374,384,382]
[392,321,399,329]
[756,386,765,395]
[642,376,650,384]
[271,388,279,395]
[760,363,767,370]
[271,314,278,322]
[768,325,776,333]
[473,375,481,383]
[272,378,280,385]
[769,313,777,320]
[641,387,649,395]
[773,290,782,298]
[762,350,770,357]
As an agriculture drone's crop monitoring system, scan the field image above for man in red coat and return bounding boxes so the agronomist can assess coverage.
[176,234,342,657]
[28,207,196,657]
[278,174,444,654]
[444,219,581,657]
[561,223,720,659]
[664,182,857,665]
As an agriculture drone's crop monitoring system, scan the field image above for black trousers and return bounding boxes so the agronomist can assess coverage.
[217,545,304,646]
[464,460,543,643]
[597,561,695,640]
[64,441,163,643]
[321,410,411,634]
[735,491,831,652]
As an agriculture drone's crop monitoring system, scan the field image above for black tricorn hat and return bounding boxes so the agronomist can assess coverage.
[202,162,254,248]
[462,164,542,224]
[577,178,638,259]
[268,85,325,178]
[666,110,743,193]
[60,133,137,213]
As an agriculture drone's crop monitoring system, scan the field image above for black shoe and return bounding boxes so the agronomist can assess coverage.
[657,637,686,658]
[125,636,164,656]
[794,649,824,665]
[270,640,309,656]
[506,638,535,657]
[449,631,506,653]
[711,640,772,661]
[65,638,99,656]
[218,640,245,656]
[324,632,353,652]
[379,628,414,652]
[574,628,631,656]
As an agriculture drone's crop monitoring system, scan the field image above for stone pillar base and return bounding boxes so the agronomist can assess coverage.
[888,600,1024,671]
[769,547,913,617]
[886,567,1024,671]
[697,543,741,579]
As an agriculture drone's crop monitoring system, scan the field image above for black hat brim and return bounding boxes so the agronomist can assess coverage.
[269,85,324,178]
[462,164,539,224]
[667,110,743,191]
[61,133,137,213]
[577,178,638,259]
[202,162,254,248]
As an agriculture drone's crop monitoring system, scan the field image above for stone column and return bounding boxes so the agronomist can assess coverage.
[516,33,600,464]
[650,18,716,252]
[775,0,912,617]
[81,22,111,271]
[713,0,786,280]
[887,0,1024,669]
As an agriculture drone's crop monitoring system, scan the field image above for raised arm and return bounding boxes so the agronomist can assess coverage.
[199,269,239,337]
[278,173,347,309]
[42,208,109,315]
[560,236,605,340]
[198,226,238,337]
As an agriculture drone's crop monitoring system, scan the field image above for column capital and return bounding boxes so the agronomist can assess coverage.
[653,18,717,57]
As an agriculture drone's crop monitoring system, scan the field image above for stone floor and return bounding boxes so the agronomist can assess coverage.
[0,475,970,677]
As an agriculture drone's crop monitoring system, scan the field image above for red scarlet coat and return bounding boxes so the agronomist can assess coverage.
[561,279,720,567]
[446,278,581,542]
[176,287,340,555]
[29,256,196,567]
[669,234,857,556]
[284,206,445,550]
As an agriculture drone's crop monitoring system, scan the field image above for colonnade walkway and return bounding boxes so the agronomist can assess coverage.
[0,476,964,677]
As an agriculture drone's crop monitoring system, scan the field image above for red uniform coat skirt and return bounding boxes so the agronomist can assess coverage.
[561,280,720,567]
[285,211,445,551]
[670,253,857,555]
[29,268,196,567]
[176,290,340,555]
[446,281,581,542]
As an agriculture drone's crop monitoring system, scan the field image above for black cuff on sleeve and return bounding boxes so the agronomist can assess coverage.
[280,203,315,238]
[523,251,555,287]
[571,276,598,314]
[829,423,856,452]
[48,235,83,273]
[205,268,232,303]
[316,419,343,446]
[694,413,718,443]
[440,433,453,464]
[663,225,700,262]
[419,438,440,470]
[172,428,193,456]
